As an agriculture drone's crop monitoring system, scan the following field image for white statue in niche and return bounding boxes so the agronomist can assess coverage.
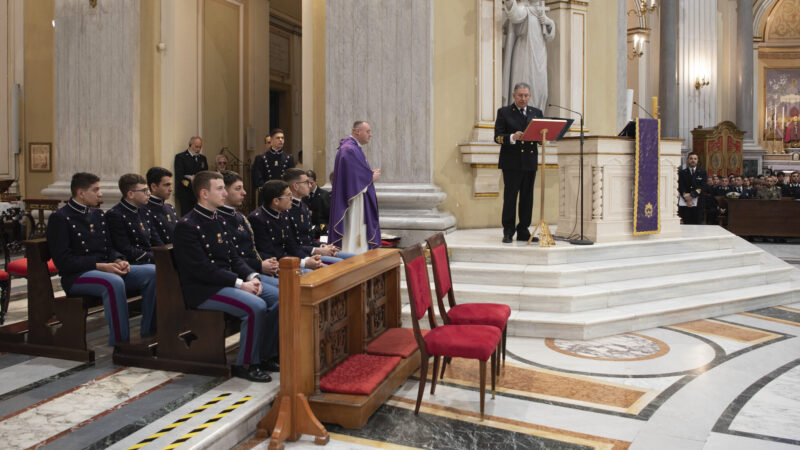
[502,0,556,111]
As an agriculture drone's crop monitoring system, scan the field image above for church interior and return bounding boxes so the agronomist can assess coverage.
[0,0,800,448]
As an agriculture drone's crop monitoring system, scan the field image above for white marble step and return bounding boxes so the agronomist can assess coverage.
[402,261,793,313]
[446,231,736,266]
[508,280,800,340]
[401,280,800,340]
[442,248,763,288]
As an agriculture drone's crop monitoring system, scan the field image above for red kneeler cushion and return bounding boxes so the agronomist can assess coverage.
[424,325,501,361]
[447,303,511,330]
[320,354,401,395]
[366,328,429,358]
[7,258,58,276]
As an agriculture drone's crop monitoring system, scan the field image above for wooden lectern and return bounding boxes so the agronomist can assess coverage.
[520,118,572,247]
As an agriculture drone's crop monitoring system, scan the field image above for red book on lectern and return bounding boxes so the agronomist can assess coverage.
[521,118,572,142]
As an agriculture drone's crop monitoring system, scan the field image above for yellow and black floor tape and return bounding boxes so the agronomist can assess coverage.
[126,393,248,450]
[162,395,253,450]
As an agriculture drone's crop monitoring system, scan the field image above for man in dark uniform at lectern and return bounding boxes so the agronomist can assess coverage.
[174,136,208,216]
[494,82,543,243]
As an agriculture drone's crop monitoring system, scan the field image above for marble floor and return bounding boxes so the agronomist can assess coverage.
[0,235,798,449]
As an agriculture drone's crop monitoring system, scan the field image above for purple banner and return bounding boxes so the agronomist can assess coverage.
[634,118,660,235]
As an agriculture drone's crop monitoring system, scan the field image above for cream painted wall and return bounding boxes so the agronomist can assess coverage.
[585,3,619,136]
[306,0,327,178]
[22,0,55,198]
[140,0,159,172]
[203,0,241,160]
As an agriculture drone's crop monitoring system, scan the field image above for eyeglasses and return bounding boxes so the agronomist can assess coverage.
[132,188,150,194]
[277,195,293,200]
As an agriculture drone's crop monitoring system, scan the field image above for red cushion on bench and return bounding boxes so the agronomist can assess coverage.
[7,258,58,276]
[366,328,429,358]
[319,354,401,395]
[0,270,8,281]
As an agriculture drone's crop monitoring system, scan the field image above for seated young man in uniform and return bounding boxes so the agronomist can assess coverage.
[46,172,157,346]
[143,167,178,244]
[303,169,331,239]
[282,168,352,263]
[173,171,279,382]
[248,180,323,271]
[219,171,280,284]
[107,173,164,265]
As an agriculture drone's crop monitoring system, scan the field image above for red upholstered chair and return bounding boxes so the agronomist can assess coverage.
[401,244,500,419]
[426,232,510,379]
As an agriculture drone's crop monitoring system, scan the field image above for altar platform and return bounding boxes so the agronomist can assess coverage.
[402,225,800,339]
[0,238,798,448]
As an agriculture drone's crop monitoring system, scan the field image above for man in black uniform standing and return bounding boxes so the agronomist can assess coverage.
[174,136,208,216]
[494,82,543,243]
[251,129,295,206]
[677,152,707,224]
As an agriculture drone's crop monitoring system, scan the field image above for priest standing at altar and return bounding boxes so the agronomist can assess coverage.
[328,121,381,253]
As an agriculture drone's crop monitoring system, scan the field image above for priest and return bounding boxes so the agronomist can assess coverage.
[328,121,381,253]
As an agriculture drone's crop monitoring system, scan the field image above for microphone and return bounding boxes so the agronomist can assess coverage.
[632,101,655,119]
[548,103,582,120]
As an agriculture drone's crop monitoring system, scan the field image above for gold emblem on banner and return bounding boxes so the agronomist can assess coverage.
[645,203,654,218]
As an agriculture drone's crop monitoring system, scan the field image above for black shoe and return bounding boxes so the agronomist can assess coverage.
[516,232,531,241]
[519,235,539,243]
[502,234,513,243]
[231,365,272,382]
[260,359,280,373]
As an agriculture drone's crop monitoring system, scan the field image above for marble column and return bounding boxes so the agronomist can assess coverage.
[325,0,455,246]
[43,0,140,205]
[736,0,754,140]
[658,0,678,138]
[617,0,628,131]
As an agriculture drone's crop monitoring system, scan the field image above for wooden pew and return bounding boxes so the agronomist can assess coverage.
[0,239,141,361]
[113,245,231,376]
[726,198,800,237]
[259,248,418,445]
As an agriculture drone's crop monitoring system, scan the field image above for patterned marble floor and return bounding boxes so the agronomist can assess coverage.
[1,301,799,449]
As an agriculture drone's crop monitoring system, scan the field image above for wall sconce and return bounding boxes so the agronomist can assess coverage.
[695,76,710,90]
[629,34,644,59]
[638,0,657,15]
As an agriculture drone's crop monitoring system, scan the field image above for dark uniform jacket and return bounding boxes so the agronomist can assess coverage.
[174,150,208,213]
[494,104,543,171]
[251,149,295,204]
[143,196,178,244]
[217,205,264,274]
[286,198,320,255]
[173,204,256,308]
[107,199,164,265]
[304,187,331,238]
[46,199,124,293]
[781,183,800,198]
[678,167,708,204]
[248,206,307,261]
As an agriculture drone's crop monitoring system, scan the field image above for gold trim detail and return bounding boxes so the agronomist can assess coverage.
[474,193,500,198]
[472,164,498,169]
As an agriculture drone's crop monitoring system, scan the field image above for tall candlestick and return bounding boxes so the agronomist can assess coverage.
[652,96,658,119]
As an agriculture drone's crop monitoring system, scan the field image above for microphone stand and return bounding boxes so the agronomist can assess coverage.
[548,103,593,245]
[633,101,655,119]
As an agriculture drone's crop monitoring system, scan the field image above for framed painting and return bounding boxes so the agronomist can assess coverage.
[29,143,52,172]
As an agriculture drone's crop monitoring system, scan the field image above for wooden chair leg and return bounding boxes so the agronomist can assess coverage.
[415,356,429,415]
[502,327,507,366]
[495,345,501,377]
[490,351,496,399]
[479,359,486,420]
[440,356,450,380]
[430,356,440,395]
